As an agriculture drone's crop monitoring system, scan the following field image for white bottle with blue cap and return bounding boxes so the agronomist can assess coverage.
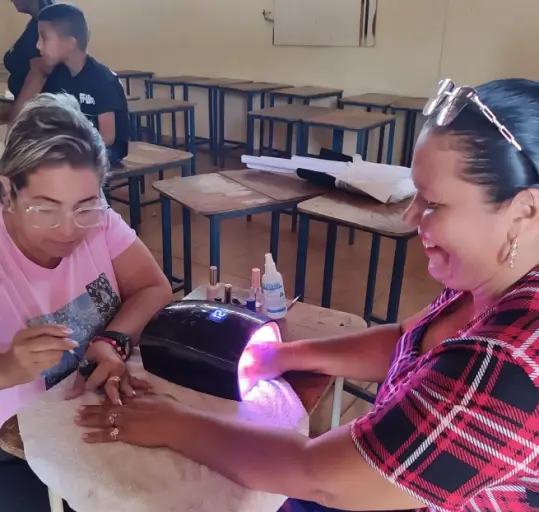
[262,253,287,319]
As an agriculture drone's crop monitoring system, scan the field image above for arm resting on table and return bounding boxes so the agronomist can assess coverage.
[278,308,427,383]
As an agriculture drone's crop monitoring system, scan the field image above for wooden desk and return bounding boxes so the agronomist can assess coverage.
[106,142,192,232]
[339,93,407,109]
[270,86,344,103]
[295,191,417,323]
[115,70,154,96]
[247,104,335,157]
[302,108,397,163]
[217,82,292,165]
[152,171,325,293]
[128,99,196,169]
[0,285,366,460]
[389,97,428,167]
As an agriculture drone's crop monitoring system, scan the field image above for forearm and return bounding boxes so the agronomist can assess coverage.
[166,406,313,497]
[281,323,402,383]
[106,284,172,344]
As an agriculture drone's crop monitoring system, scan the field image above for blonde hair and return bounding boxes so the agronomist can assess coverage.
[0,93,108,190]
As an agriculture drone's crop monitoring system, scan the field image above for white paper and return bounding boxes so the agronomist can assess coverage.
[18,352,308,512]
[241,154,416,203]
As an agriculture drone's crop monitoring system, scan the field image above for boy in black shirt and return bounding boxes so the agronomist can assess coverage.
[37,4,129,164]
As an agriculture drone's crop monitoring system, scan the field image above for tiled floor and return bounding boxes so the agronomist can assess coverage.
[111,149,443,433]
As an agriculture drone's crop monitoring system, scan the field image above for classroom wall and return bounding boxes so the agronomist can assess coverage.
[3,0,539,153]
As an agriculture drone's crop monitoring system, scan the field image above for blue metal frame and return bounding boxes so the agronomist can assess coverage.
[294,212,416,324]
[158,199,301,294]
[266,91,343,155]
[116,71,154,97]
[217,86,289,166]
[107,160,192,234]
[390,105,423,167]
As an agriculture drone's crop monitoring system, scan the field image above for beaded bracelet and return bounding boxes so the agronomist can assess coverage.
[90,336,128,361]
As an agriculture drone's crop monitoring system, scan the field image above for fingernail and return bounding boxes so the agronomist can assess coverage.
[118,399,123,406]
[74,414,81,422]
[78,406,86,412]
[132,390,137,396]
[82,433,90,440]
[62,327,73,334]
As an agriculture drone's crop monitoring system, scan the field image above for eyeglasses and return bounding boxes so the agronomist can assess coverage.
[423,78,524,152]
[23,203,109,229]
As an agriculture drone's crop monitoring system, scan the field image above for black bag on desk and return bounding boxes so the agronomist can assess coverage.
[296,148,352,188]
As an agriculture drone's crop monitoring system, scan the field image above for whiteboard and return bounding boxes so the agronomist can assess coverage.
[273,0,375,47]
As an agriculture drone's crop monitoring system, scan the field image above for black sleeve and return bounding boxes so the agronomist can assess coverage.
[92,74,125,115]
[4,19,40,71]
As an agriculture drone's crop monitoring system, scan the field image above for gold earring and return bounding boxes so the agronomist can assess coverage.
[509,237,518,268]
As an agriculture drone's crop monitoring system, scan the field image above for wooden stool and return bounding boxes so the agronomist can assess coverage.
[390,97,427,167]
[107,142,192,233]
[152,170,323,294]
[267,86,344,154]
[246,104,334,157]
[294,191,417,324]
[217,82,291,165]
[115,70,154,97]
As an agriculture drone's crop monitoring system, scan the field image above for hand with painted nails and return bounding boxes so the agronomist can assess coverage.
[66,341,151,406]
[75,393,181,448]
[0,324,77,388]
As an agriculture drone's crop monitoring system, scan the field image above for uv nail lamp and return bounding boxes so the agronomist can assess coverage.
[140,300,282,401]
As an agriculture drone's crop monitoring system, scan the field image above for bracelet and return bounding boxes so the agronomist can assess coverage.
[92,330,133,361]
[91,336,127,361]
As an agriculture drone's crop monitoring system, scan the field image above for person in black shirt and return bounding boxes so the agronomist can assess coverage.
[37,4,129,164]
[3,0,56,120]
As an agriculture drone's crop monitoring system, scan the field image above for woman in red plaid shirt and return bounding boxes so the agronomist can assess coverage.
[77,78,539,511]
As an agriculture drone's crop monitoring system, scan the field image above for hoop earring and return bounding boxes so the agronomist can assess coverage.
[509,237,518,268]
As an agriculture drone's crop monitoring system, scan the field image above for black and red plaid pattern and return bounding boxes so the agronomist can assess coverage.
[352,270,539,511]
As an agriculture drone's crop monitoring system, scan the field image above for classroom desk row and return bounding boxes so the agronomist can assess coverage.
[115,70,426,168]
[151,169,417,324]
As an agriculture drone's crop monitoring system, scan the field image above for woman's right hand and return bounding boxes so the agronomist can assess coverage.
[1,325,77,386]
[239,341,289,384]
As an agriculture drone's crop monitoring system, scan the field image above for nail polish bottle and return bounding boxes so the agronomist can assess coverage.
[250,268,263,309]
[207,266,220,301]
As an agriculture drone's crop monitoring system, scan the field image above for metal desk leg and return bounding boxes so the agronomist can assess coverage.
[400,111,412,167]
[268,94,275,153]
[321,222,338,308]
[270,211,280,263]
[406,113,417,167]
[160,197,172,283]
[332,129,344,153]
[294,213,310,299]
[386,120,396,164]
[171,111,177,149]
[246,116,255,155]
[209,216,221,277]
[125,78,131,96]
[127,177,141,233]
[218,88,226,167]
[386,238,408,323]
[182,207,192,294]
[208,88,217,165]
[363,234,381,325]
[188,108,197,175]
[285,122,294,157]
[258,93,265,156]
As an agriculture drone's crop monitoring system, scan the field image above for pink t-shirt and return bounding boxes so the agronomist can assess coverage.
[0,208,136,428]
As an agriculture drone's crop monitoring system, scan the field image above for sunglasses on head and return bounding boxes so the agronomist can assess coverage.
[423,78,523,151]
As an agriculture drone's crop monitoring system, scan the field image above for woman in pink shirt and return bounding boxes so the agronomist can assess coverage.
[0,92,172,511]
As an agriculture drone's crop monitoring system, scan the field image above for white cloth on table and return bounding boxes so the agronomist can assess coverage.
[18,353,308,512]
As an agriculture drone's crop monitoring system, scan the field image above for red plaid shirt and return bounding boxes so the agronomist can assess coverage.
[352,270,539,511]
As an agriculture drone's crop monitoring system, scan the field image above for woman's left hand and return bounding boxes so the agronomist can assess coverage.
[66,341,150,405]
[75,394,181,448]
